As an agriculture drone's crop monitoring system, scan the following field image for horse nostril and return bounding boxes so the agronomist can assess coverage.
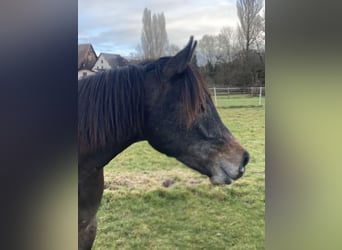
[242,151,250,167]
[239,151,249,174]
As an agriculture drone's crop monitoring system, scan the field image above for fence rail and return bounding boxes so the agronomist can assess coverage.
[208,87,265,107]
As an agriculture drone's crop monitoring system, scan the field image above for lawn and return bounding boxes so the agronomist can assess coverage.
[93,104,265,250]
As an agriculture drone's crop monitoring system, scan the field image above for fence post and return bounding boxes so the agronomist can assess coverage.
[213,87,217,106]
[258,86,262,105]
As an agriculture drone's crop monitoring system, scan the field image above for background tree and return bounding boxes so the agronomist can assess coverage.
[236,0,263,52]
[235,0,264,86]
[197,35,219,66]
[191,53,198,68]
[141,8,169,59]
[197,35,220,85]
[165,44,180,56]
[255,8,265,64]
[217,26,234,64]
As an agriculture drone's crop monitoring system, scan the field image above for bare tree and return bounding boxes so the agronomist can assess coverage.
[255,8,265,58]
[166,44,180,56]
[236,0,264,51]
[141,8,169,59]
[141,8,153,58]
[197,34,219,66]
[197,27,241,66]
[217,26,235,63]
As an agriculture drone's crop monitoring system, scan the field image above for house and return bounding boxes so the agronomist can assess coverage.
[78,44,97,79]
[92,53,128,72]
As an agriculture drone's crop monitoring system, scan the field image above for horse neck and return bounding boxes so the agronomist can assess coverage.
[78,66,146,168]
[113,132,144,155]
[79,133,144,170]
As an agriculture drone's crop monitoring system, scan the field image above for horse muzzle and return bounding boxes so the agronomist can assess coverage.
[209,150,249,185]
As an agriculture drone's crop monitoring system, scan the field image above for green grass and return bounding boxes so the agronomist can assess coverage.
[93,106,265,250]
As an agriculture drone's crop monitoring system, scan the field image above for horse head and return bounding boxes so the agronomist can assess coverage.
[142,37,249,185]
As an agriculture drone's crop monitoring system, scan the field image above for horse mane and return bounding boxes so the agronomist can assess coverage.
[78,60,209,154]
[181,64,210,128]
[78,65,145,154]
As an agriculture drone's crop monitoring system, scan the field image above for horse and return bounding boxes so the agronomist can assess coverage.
[78,37,249,250]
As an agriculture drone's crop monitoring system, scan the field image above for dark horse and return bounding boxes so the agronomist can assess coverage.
[78,37,249,250]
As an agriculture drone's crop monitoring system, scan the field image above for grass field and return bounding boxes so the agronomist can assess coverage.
[93,98,265,250]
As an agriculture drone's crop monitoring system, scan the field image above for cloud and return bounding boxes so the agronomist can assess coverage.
[78,0,239,56]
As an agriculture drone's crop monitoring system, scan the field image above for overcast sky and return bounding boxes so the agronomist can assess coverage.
[78,0,239,57]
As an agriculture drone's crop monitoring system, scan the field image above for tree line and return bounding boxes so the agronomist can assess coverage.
[134,0,264,87]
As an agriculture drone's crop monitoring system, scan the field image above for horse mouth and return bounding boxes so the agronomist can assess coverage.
[178,158,241,185]
[209,174,233,185]
[210,175,232,185]
[209,166,240,185]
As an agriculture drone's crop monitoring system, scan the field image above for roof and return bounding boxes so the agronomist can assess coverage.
[99,53,128,68]
[78,44,97,70]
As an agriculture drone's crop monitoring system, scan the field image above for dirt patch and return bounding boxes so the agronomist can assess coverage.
[103,170,207,192]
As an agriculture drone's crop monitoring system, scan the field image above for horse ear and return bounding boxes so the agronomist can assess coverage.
[162,36,197,79]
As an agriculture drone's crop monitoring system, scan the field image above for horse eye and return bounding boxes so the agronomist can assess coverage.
[198,124,209,138]
[217,137,226,145]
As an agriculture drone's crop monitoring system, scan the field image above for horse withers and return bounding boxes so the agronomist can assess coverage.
[78,36,249,250]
